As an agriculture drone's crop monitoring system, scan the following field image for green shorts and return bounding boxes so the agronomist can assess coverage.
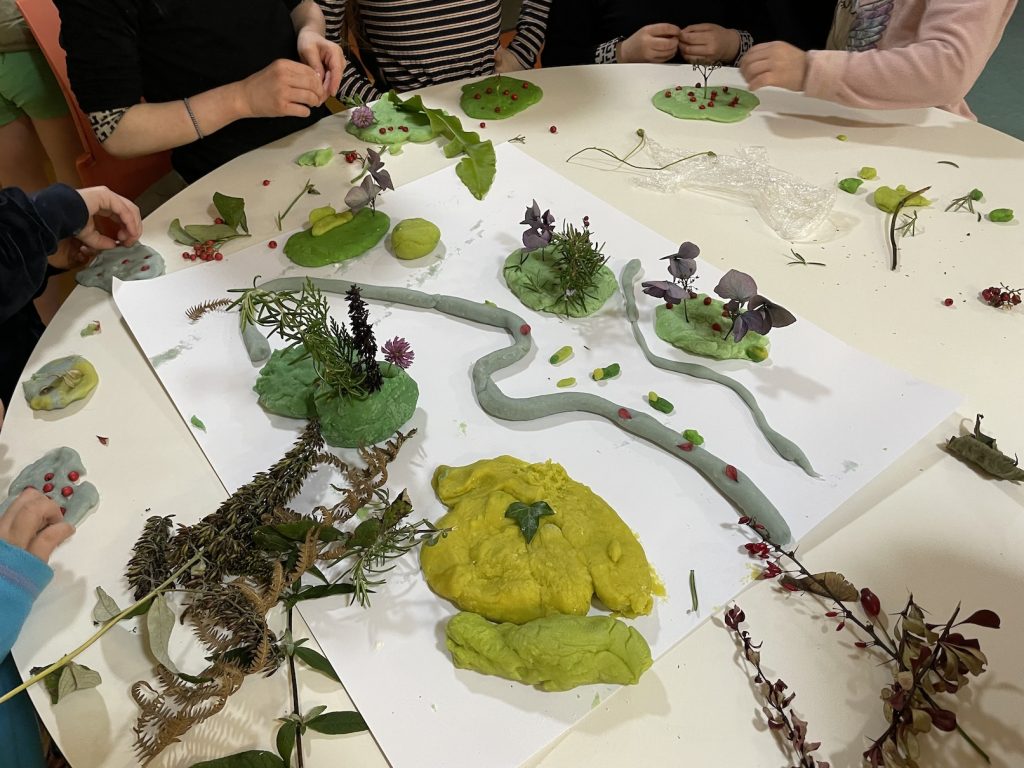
[0,48,70,126]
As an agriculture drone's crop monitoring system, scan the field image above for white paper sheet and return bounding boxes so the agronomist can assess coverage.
[113,144,959,768]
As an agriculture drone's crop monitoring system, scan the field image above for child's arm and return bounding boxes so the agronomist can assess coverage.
[746,0,1015,111]
[503,0,552,70]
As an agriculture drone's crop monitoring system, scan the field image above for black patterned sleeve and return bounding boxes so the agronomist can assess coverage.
[506,0,551,68]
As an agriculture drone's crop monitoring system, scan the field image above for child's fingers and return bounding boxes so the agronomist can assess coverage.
[28,522,76,563]
[5,492,64,549]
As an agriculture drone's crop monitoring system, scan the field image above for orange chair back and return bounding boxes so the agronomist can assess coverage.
[16,0,173,200]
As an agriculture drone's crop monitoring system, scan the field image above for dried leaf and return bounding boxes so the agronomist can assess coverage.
[30,661,102,704]
[779,572,858,602]
[146,594,180,674]
[959,609,1001,629]
[96,435,109,445]
[92,586,122,623]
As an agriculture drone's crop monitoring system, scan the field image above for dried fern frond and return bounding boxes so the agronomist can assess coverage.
[185,298,233,322]
[126,516,174,600]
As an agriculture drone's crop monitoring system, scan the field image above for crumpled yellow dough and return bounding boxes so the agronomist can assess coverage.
[421,456,653,624]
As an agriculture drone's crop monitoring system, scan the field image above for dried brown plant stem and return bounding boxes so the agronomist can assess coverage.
[889,186,930,271]
[287,607,305,768]
[0,547,209,706]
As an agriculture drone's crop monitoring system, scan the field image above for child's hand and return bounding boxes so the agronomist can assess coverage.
[0,489,75,564]
[618,24,681,64]
[75,185,142,251]
[679,24,740,64]
[495,46,525,73]
[740,42,809,92]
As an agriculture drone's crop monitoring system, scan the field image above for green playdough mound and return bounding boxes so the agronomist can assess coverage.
[345,97,434,144]
[652,84,759,123]
[460,75,543,120]
[503,247,617,317]
[655,294,770,362]
[315,363,418,447]
[22,355,98,411]
[391,218,441,260]
[446,612,652,692]
[254,346,318,418]
[284,209,390,267]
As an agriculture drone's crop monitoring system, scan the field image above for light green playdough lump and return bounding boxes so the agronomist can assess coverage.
[503,247,617,317]
[284,208,390,267]
[345,97,434,145]
[0,447,99,526]
[22,355,98,411]
[446,612,652,691]
[655,295,770,363]
[652,84,759,123]
[254,346,318,418]
[315,363,418,447]
[75,243,164,292]
[872,185,931,213]
[460,75,543,120]
[391,218,441,260]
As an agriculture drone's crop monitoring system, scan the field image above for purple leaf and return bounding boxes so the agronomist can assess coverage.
[523,228,552,251]
[365,148,394,192]
[714,269,757,302]
[344,176,379,212]
[927,707,957,732]
[959,609,1001,629]
[641,280,687,304]
[662,255,697,281]
[742,308,772,336]
[751,295,797,330]
[678,241,700,260]
[730,312,751,342]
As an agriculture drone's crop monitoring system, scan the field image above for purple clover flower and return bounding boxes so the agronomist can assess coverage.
[381,336,415,369]
[350,105,375,129]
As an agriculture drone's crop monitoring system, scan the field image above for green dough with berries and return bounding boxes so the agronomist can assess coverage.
[460,75,543,120]
[0,447,99,526]
[284,209,390,267]
[345,98,434,145]
[652,84,759,123]
[655,294,770,363]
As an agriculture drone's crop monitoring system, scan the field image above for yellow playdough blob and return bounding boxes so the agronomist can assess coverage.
[422,456,653,624]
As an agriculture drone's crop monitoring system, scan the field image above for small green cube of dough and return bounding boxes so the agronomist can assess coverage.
[838,178,863,194]
[858,166,877,180]
[391,218,441,260]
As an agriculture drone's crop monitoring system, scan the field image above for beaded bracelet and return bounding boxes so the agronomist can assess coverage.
[183,97,204,140]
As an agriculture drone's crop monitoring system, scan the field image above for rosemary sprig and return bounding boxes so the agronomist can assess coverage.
[896,211,918,238]
[786,249,826,267]
[889,186,931,270]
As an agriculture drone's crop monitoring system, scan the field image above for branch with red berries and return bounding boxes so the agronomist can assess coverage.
[724,605,830,768]
[735,515,1000,766]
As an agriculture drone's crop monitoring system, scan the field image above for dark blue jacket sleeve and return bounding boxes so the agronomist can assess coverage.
[0,184,88,325]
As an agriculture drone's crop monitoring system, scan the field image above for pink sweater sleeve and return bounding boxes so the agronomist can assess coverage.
[804,0,1016,114]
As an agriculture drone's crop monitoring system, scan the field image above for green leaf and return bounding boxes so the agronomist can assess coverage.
[123,597,155,620]
[306,711,368,735]
[189,751,286,768]
[303,704,328,723]
[294,646,340,682]
[190,415,207,432]
[30,661,102,705]
[253,528,293,552]
[184,223,245,243]
[283,583,356,609]
[213,192,249,233]
[146,594,180,673]
[92,586,122,623]
[276,721,297,766]
[168,218,199,245]
[457,141,497,202]
[306,565,329,584]
[269,520,319,541]
[296,148,334,168]
[504,501,555,545]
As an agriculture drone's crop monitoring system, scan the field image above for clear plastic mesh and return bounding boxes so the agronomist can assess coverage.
[633,137,836,242]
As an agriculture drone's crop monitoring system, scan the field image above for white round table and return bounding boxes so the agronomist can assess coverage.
[5,64,1023,768]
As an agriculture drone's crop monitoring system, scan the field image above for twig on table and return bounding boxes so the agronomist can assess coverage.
[889,186,930,271]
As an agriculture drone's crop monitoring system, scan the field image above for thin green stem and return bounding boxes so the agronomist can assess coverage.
[0,547,207,706]
[287,607,305,768]
[276,179,315,231]
[565,146,715,172]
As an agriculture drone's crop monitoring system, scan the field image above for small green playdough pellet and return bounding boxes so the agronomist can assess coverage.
[309,205,336,225]
[311,210,353,237]
[556,377,576,388]
[838,178,863,194]
[988,208,1014,222]
[591,363,621,381]
[682,429,704,446]
[647,391,674,414]
[190,415,206,431]
[549,346,573,365]
[858,166,877,180]
[836,134,848,141]
[969,189,984,201]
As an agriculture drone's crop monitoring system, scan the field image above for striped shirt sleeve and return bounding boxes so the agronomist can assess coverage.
[317,0,383,102]
[506,0,551,68]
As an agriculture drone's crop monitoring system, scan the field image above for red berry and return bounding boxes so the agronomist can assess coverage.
[1001,292,1011,302]
[480,122,486,128]
[678,442,694,452]
[473,93,481,100]
[859,588,881,618]
[725,465,739,482]
[522,82,529,89]
[1013,295,1022,305]
[703,297,712,305]
[262,179,270,186]
[494,106,501,113]
[723,86,730,93]
[708,102,715,108]
[711,322,722,332]
[44,473,54,481]
[60,506,66,515]
[182,252,190,259]
[689,97,697,103]
[549,125,557,134]
[943,298,954,306]
[502,89,510,96]
[61,486,74,498]
[695,82,701,87]
[618,408,632,420]
[665,302,675,310]
[121,258,129,264]
[400,125,409,132]
[711,91,718,97]
[687,91,694,97]
[268,240,277,249]
[485,87,493,94]
[737,516,751,525]
[140,264,150,271]
[664,91,672,98]
[214,252,223,261]
[68,470,80,481]
[519,323,531,335]
[825,611,839,618]
[214,217,224,225]
[388,126,395,132]
[510,93,518,101]
[675,85,682,91]
[722,310,730,318]
[699,105,706,110]
[854,641,869,649]
[836,621,846,632]
[379,127,386,135]
[42,483,54,493]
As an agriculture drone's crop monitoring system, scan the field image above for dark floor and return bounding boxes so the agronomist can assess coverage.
[968,2,1023,139]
